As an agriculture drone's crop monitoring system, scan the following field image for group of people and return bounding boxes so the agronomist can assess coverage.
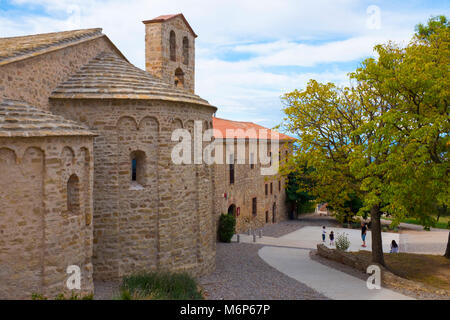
[322,226,335,246]
[321,222,399,253]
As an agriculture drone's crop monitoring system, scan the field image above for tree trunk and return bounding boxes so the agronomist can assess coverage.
[370,205,385,267]
[445,231,450,259]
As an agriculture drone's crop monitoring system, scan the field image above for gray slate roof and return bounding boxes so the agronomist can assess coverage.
[0,28,104,66]
[0,98,95,137]
[50,52,213,107]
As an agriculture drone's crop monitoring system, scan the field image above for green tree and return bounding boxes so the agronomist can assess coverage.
[284,163,316,217]
[350,15,449,257]
[282,80,392,265]
[282,15,449,262]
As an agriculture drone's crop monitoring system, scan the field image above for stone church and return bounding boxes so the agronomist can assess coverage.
[0,14,294,299]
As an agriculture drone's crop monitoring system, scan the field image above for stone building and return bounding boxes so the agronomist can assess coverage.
[212,117,295,233]
[0,13,294,299]
[0,99,95,299]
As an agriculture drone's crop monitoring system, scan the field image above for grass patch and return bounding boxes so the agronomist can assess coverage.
[399,217,449,230]
[350,251,450,291]
[118,271,204,300]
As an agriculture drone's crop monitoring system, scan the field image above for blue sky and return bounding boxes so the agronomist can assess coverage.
[1,0,449,129]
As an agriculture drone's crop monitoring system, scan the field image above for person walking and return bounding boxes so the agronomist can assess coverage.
[322,226,326,242]
[361,222,368,247]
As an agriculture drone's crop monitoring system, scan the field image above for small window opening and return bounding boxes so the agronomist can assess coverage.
[132,158,137,181]
[130,151,146,188]
[67,174,80,214]
[170,31,176,62]
[174,68,185,88]
[252,197,257,216]
[230,163,235,184]
[182,36,189,65]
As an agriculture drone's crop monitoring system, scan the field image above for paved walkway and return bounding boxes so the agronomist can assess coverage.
[230,218,447,300]
[400,229,449,255]
[234,225,415,300]
[258,246,413,300]
[235,226,399,253]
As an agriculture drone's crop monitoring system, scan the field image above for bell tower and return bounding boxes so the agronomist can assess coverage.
[143,14,196,93]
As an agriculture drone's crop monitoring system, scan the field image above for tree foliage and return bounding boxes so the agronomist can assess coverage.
[284,162,316,216]
[282,16,449,263]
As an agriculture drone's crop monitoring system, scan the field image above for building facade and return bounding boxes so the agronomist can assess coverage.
[0,13,294,299]
[212,117,294,233]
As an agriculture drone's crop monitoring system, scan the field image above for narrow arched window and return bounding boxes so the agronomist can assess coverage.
[67,174,80,214]
[170,31,176,62]
[182,36,189,65]
[132,158,137,181]
[130,151,146,187]
[229,154,235,184]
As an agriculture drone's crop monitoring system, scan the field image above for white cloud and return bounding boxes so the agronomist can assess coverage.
[1,0,448,127]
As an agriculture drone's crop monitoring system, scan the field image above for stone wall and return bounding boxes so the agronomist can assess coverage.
[0,36,118,111]
[213,140,292,233]
[50,98,216,280]
[144,16,195,93]
[0,136,94,299]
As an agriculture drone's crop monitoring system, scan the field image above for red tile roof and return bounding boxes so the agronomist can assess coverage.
[212,117,296,141]
[151,14,180,20]
[142,13,198,38]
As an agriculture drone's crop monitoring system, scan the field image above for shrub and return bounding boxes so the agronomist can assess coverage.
[31,293,47,300]
[335,232,351,251]
[218,213,236,243]
[119,272,203,300]
[32,292,93,300]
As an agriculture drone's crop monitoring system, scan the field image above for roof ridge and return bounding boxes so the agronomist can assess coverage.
[142,13,198,38]
[0,28,102,41]
[212,117,296,141]
[213,117,259,125]
[0,28,104,66]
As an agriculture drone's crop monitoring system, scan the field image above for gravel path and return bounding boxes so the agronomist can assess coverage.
[94,217,336,300]
[198,243,328,300]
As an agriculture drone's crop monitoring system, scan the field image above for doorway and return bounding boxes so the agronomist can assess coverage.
[228,204,237,217]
